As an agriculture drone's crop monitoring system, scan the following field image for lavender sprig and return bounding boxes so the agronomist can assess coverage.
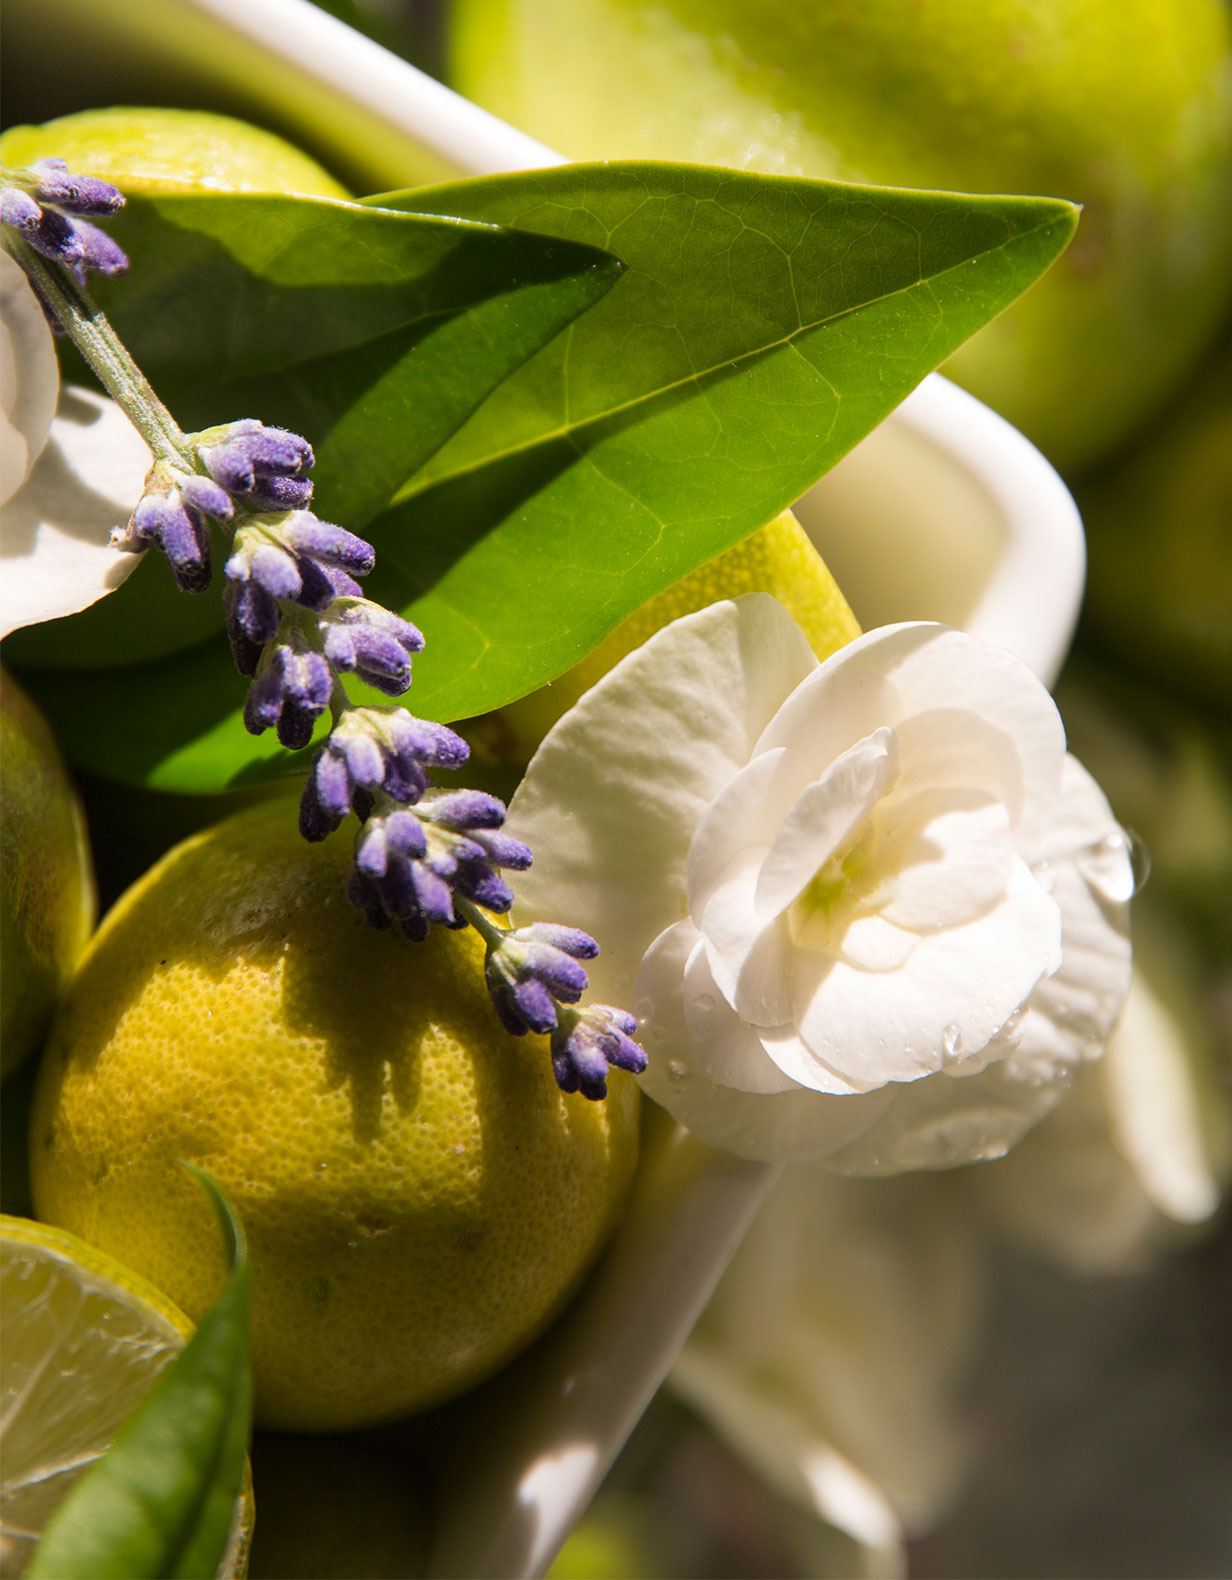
[2,157,649,1103]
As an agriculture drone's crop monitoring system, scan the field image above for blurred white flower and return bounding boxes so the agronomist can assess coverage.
[0,250,148,639]
[509,594,1133,1170]
[670,1169,980,1577]
[972,963,1229,1274]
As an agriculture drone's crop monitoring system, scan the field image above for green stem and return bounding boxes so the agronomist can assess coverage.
[455,896,505,944]
[3,232,189,467]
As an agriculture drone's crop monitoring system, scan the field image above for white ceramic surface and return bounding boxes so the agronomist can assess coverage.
[4,4,1087,1573]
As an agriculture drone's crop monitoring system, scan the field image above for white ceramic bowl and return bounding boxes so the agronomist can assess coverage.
[4,4,1087,1573]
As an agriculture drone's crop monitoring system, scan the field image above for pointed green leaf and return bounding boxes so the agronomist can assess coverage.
[29,1170,251,1580]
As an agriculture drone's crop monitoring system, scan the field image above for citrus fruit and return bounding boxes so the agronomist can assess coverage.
[30,798,641,1431]
[0,107,348,198]
[495,508,860,763]
[450,0,1232,472]
[1,672,95,1079]
[0,1213,251,1577]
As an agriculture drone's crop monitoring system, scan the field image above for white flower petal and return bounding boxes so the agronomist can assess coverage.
[1,251,59,508]
[754,728,895,918]
[1012,759,1133,1075]
[0,386,150,639]
[872,791,1015,931]
[891,706,1027,824]
[681,940,800,1095]
[824,1056,1073,1176]
[700,848,794,1025]
[837,914,921,973]
[509,595,817,1004]
[635,921,893,1162]
[1104,975,1220,1225]
[687,745,808,920]
[795,859,1061,1085]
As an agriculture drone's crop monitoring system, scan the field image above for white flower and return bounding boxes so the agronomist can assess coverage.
[971,968,1228,1274]
[509,594,1133,1170]
[670,1168,979,1573]
[0,250,149,639]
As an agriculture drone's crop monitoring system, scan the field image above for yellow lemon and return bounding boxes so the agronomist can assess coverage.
[30,797,640,1431]
[0,106,348,198]
[451,0,1232,472]
[493,508,860,764]
[0,672,95,1079]
[0,1214,251,1577]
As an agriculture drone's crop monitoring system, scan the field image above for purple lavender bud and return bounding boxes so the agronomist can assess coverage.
[425,790,506,831]
[1,187,43,233]
[522,924,600,961]
[384,809,428,859]
[294,554,339,612]
[549,1004,648,1101]
[245,543,302,601]
[25,205,83,267]
[454,861,515,913]
[322,621,415,698]
[286,517,375,576]
[355,820,389,878]
[242,639,332,749]
[200,422,314,509]
[388,713,469,771]
[245,473,314,512]
[72,220,128,280]
[179,474,234,522]
[228,577,281,647]
[128,490,211,593]
[471,830,534,872]
[382,752,429,805]
[29,160,125,216]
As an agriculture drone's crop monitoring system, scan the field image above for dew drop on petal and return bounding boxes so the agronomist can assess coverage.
[941,1023,963,1066]
[1076,826,1148,903]
[668,1060,691,1082]
[695,992,715,1013]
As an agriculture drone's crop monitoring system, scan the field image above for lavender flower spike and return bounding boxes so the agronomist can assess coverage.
[1,160,128,281]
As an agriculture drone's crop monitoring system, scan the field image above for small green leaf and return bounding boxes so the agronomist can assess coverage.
[13,165,1077,791]
[29,1170,252,1580]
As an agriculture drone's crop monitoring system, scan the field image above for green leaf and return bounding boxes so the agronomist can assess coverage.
[4,188,619,672]
[368,164,1078,722]
[15,164,1076,791]
[29,1170,252,1580]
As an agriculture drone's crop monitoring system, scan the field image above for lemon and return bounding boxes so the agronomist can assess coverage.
[31,798,640,1431]
[1,672,95,1080]
[493,508,859,764]
[451,0,1232,472]
[0,1214,251,1578]
[0,107,348,198]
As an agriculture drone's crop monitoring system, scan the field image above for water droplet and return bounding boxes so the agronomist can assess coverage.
[695,992,716,1013]
[941,1023,963,1067]
[1076,826,1147,903]
[633,998,654,1022]
[668,1059,691,1082]
[1030,857,1055,894]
